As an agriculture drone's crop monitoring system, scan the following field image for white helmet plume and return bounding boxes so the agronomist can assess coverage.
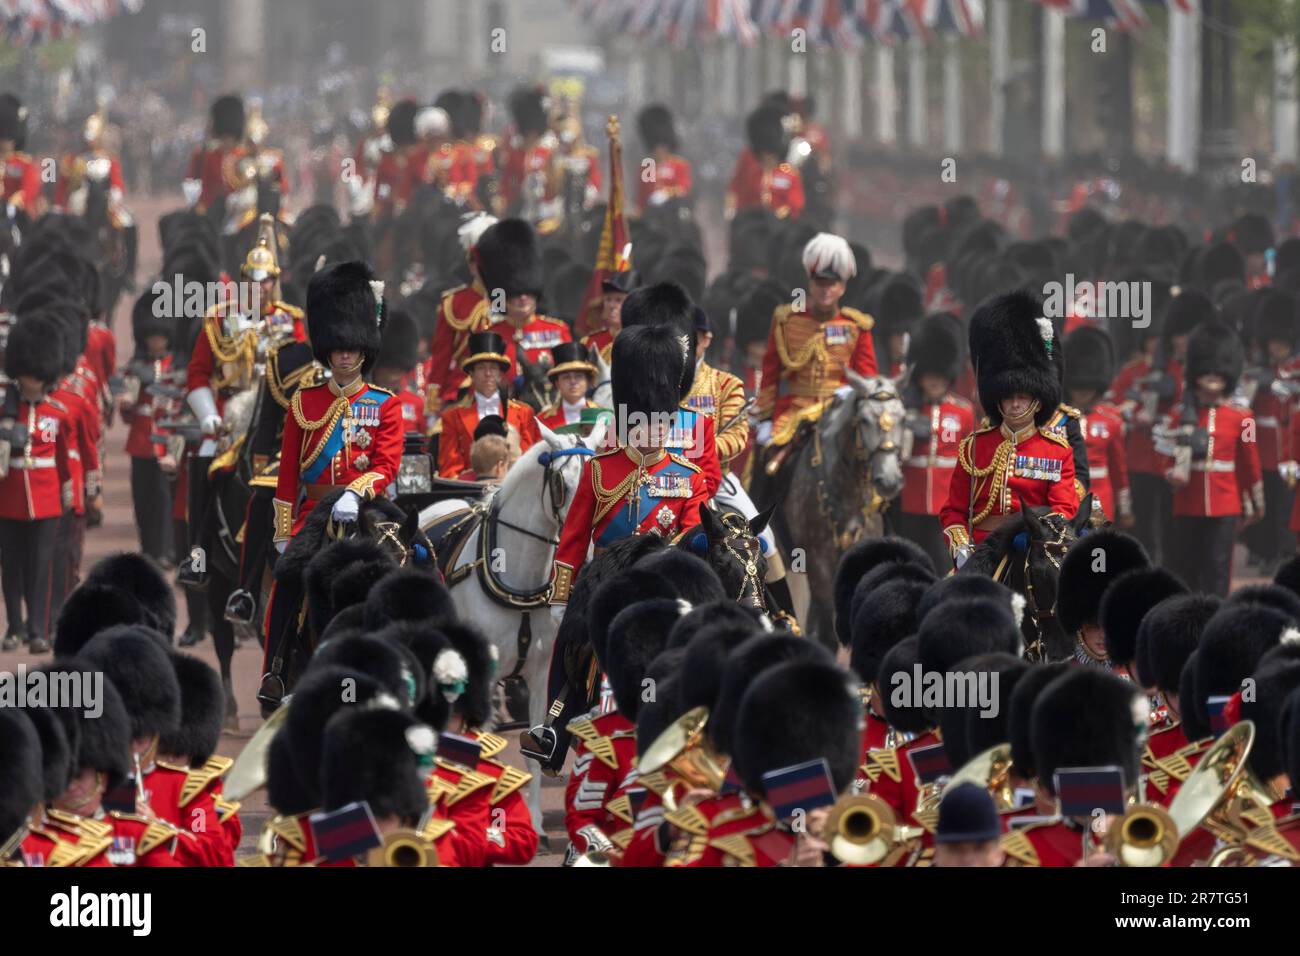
[802,233,856,282]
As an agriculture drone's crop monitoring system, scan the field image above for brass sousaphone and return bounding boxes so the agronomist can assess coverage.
[639,706,728,811]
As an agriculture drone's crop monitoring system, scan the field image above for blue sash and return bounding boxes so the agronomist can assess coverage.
[301,389,385,483]
[594,457,694,548]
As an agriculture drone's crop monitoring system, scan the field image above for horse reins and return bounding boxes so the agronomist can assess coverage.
[1022,520,1069,663]
[719,511,767,611]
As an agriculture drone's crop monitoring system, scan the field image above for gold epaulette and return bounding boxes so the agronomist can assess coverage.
[862,747,903,784]
[638,769,670,796]
[419,817,456,842]
[610,828,634,850]
[236,854,271,867]
[606,794,635,826]
[840,306,875,332]
[215,797,241,824]
[710,832,757,866]
[177,755,233,807]
[368,384,396,398]
[487,764,531,805]
[667,452,702,473]
[272,301,304,318]
[265,814,309,853]
[46,809,113,843]
[476,732,509,759]
[999,828,1041,867]
[567,718,620,770]
[1058,403,1082,419]
[26,829,84,868]
[442,285,488,331]
[107,813,186,856]
[1038,426,1071,449]
[664,805,710,836]
[431,761,495,805]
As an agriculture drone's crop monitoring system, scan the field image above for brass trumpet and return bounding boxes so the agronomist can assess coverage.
[1104,803,1180,867]
[639,706,728,811]
[821,793,924,866]
[363,830,441,867]
[946,743,1018,813]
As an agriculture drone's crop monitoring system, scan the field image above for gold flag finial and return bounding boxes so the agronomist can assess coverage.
[606,114,620,142]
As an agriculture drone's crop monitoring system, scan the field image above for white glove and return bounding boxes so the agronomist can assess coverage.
[331,490,361,523]
[274,539,288,554]
[182,179,202,206]
[187,387,222,436]
[755,420,773,447]
[953,545,972,570]
[550,604,567,627]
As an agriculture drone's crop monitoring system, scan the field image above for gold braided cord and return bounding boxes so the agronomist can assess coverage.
[965,437,1015,527]
[293,391,351,472]
[204,313,258,365]
[591,457,639,527]
[772,309,828,370]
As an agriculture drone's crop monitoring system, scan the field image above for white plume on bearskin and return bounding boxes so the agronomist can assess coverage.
[802,233,856,281]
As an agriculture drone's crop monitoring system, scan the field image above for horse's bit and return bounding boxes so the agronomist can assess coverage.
[719,510,766,611]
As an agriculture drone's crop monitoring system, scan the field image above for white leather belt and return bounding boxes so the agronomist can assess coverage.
[906,455,957,468]
[9,456,55,470]
[1089,466,1108,479]
[1190,460,1236,473]
[1257,417,1279,428]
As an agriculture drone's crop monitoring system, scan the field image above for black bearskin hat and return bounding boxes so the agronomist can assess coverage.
[849,562,937,640]
[266,731,315,817]
[508,85,549,137]
[1098,566,1187,670]
[0,92,28,144]
[131,287,173,345]
[734,277,784,350]
[1184,320,1244,393]
[635,548,726,607]
[1163,289,1215,341]
[305,538,393,637]
[387,98,418,148]
[1062,325,1115,396]
[635,650,687,760]
[474,218,544,298]
[667,600,767,650]
[310,633,424,711]
[1031,668,1146,796]
[438,621,495,730]
[209,94,245,139]
[1231,212,1274,256]
[610,324,687,425]
[78,626,181,741]
[1274,554,1300,603]
[604,599,684,721]
[1197,242,1247,292]
[63,665,133,790]
[83,552,177,639]
[26,704,76,803]
[918,596,1019,677]
[732,660,862,798]
[373,620,462,731]
[1056,529,1150,636]
[53,582,148,659]
[619,281,698,398]
[1226,583,1300,621]
[961,653,1031,763]
[1007,662,1070,782]
[306,260,384,373]
[710,634,832,757]
[907,312,965,383]
[286,666,399,806]
[1283,685,1300,793]
[878,636,931,734]
[1134,594,1219,695]
[678,618,767,715]
[1252,289,1297,349]
[362,568,457,632]
[850,578,927,686]
[917,573,1023,627]
[588,566,679,667]
[967,290,1060,426]
[1179,651,1210,741]
[1191,604,1295,734]
[865,272,924,335]
[4,315,64,383]
[1240,643,1300,782]
[637,104,678,153]
[0,710,42,844]
[833,536,934,648]
[376,306,420,372]
[320,708,431,825]
[745,104,787,159]
[157,653,225,765]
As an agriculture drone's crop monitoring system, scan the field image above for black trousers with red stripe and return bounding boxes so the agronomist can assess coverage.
[0,516,60,639]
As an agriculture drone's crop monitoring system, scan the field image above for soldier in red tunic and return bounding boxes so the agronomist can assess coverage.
[1242,290,1297,571]
[0,93,41,216]
[1155,321,1262,596]
[437,330,541,478]
[0,317,73,652]
[940,291,1079,568]
[424,212,497,414]
[259,264,403,708]
[183,95,247,215]
[726,104,804,221]
[548,324,711,606]
[580,269,637,366]
[372,99,426,221]
[121,291,177,564]
[1062,325,1132,525]
[479,218,572,382]
[370,307,425,436]
[895,313,974,570]
[635,105,692,213]
[500,85,553,219]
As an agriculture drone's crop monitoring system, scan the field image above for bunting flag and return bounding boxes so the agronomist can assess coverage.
[1,0,142,46]
[580,114,632,337]
[1037,0,1149,31]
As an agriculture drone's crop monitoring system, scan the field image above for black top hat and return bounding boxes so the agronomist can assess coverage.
[547,341,597,380]
[460,330,511,373]
[600,269,641,295]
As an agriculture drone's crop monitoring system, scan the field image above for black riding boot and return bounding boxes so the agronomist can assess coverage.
[178,455,213,590]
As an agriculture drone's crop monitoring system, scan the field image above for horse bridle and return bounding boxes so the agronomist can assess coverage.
[536,444,594,527]
[1021,519,1072,662]
[718,511,767,611]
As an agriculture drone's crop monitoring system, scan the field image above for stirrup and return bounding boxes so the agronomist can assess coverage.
[519,725,558,771]
[224,589,256,625]
[257,672,287,716]
[177,557,208,591]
